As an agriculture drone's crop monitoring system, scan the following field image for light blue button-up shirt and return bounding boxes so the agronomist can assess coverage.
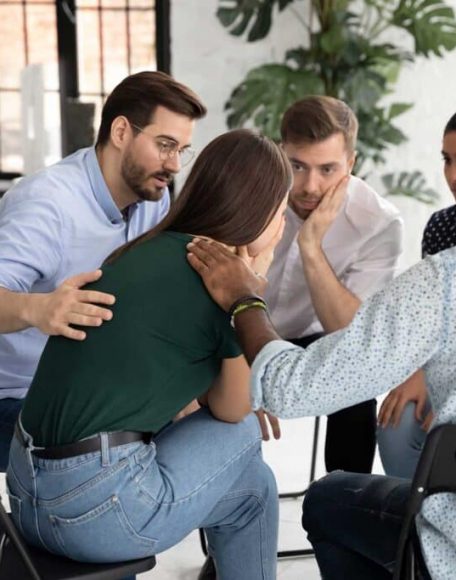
[0,147,170,398]
[251,247,456,579]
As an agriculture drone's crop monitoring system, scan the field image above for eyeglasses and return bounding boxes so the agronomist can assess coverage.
[130,123,195,167]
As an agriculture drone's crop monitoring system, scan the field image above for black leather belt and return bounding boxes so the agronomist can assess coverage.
[14,423,152,460]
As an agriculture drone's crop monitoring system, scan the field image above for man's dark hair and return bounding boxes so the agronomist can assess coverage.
[281,95,358,154]
[96,71,206,147]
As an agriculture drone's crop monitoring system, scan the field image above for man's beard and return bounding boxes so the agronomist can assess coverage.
[121,155,172,202]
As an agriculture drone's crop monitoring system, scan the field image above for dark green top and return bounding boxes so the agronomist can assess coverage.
[22,232,241,446]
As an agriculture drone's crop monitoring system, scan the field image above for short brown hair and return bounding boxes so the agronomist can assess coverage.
[96,71,206,147]
[281,96,358,154]
[107,129,292,263]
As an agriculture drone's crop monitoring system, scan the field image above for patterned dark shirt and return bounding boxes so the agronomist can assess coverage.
[422,204,456,258]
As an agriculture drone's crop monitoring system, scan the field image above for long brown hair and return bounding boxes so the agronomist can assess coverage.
[107,129,292,263]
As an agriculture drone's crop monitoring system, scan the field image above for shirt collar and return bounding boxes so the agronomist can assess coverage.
[85,147,124,224]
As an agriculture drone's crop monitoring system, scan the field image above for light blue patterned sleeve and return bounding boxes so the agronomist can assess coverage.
[251,255,446,418]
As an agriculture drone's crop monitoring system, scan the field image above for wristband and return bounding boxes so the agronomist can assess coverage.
[229,298,268,328]
[228,295,265,319]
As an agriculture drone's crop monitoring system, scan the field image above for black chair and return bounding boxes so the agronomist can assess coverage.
[0,493,157,579]
[393,423,456,580]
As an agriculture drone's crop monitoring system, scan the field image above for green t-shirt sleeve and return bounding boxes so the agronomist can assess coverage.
[213,311,242,360]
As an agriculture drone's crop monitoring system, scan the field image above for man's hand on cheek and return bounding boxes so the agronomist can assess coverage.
[298,175,349,253]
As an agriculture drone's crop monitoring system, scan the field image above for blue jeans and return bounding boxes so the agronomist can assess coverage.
[302,471,430,580]
[0,397,23,471]
[7,409,278,579]
[377,400,431,479]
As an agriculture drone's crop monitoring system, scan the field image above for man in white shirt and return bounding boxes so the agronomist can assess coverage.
[263,96,403,473]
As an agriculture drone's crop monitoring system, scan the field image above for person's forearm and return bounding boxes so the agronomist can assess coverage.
[207,388,251,422]
[206,355,253,422]
[300,245,361,332]
[233,308,281,366]
[0,287,42,333]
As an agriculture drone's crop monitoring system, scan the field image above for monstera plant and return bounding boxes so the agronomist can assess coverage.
[217,0,456,203]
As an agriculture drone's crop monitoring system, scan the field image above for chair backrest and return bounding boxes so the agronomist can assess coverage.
[0,493,41,579]
[393,423,456,580]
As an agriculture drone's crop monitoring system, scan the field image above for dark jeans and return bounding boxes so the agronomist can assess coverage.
[290,334,377,474]
[302,471,429,580]
[0,398,23,471]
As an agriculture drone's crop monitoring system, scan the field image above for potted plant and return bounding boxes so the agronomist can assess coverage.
[217,0,456,202]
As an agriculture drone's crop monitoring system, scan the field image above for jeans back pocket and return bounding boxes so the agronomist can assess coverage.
[50,495,158,563]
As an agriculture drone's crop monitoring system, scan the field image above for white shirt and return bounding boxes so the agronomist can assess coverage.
[265,175,403,338]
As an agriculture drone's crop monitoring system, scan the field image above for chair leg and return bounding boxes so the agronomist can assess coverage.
[199,527,208,557]
[277,547,315,558]
[277,416,321,559]
[278,416,320,499]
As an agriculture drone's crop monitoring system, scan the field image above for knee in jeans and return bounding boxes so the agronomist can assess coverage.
[240,455,278,518]
[241,412,263,443]
[252,454,278,499]
[261,461,278,503]
[302,479,322,534]
[302,472,345,535]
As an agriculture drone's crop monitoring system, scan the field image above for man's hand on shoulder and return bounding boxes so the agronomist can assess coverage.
[26,270,116,340]
[298,175,349,257]
[187,239,265,311]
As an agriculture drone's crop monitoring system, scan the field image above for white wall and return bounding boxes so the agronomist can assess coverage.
[171,0,456,270]
[171,1,303,149]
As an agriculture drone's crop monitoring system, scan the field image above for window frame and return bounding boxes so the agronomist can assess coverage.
[0,0,169,179]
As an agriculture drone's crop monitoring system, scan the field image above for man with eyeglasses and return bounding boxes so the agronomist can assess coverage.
[257,96,403,474]
[0,71,206,471]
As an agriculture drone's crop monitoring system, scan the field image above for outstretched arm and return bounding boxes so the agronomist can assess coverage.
[187,238,443,418]
[0,270,115,340]
[0,194,115,340]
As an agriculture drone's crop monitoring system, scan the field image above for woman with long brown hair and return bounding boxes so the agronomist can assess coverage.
[7,129,292,580]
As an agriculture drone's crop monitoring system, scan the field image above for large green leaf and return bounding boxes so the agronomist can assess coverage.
[341,68,387,111]
[356,106,408,170]
[217,0,294,41]
[388,102,414,118]
[382,170,440,203]
[392,0,456,56]
[225,64,325,139]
